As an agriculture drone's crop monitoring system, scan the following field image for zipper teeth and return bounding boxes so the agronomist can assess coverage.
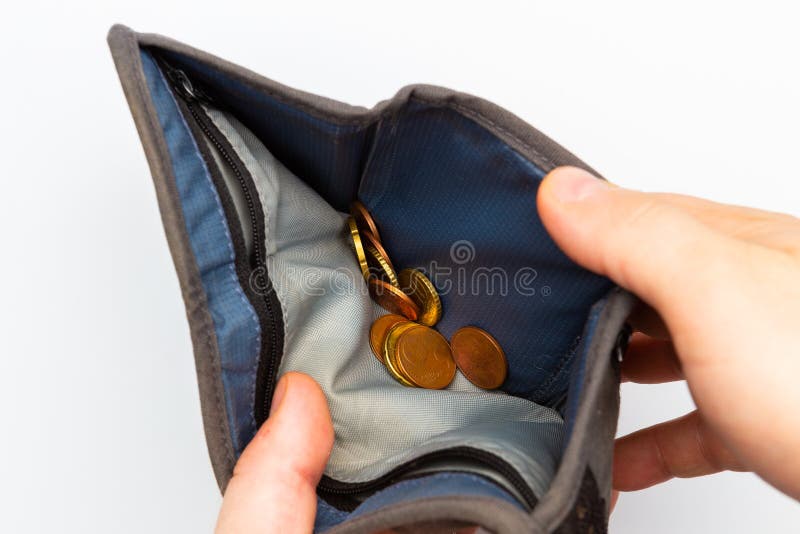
[158,58,281,421]
[318,447,538,509]
[189,104,280,419]
[185,103,264,266]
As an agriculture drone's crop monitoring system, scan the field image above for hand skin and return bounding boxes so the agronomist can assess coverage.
[216,167,800,532]
[537,167,800,503]
[215,372,334,534]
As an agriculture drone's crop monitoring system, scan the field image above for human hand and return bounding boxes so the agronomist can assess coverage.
[215,168,799,533]
[215,372,334,534]
[537,167,800,500]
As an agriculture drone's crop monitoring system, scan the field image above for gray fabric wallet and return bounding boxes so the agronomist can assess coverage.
[108,24,635,533]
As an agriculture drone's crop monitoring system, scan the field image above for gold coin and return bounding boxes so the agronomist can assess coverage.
[347,217,370,281]
[397,269,442,326]
[393,324,456,389]
[367,278,420,321]
[350,200,381,242]
[450,326,507,389]
[365,244,398,286]
[369,314,408,363]
[383,321,417,386]
[361,229,395,272]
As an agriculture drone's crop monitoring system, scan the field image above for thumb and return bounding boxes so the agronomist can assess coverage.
[536,166,736,318]
[216,372,334,534]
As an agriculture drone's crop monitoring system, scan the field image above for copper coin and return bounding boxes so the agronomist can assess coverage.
[361,229,395,272]
[398,268,442,326]
[394,324,456,389]
[347,217,370,281]
[383,322,418,386]
[365,244,398,286]
[367,278,420,321]
[450,326,507,389]
[369,314,408,363]
[350,200,381,241]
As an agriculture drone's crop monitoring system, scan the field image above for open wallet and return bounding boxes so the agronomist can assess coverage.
[108,25,636,534]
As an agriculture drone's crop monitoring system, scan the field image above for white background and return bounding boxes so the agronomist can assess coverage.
[1,1,798,532]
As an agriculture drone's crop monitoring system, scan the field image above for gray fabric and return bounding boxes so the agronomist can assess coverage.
[205,107,566,498]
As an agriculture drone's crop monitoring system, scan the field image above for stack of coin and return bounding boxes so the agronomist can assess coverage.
[348,200,507,390]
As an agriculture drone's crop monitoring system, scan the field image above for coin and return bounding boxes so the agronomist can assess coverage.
[393,324,456,389]
[369,314,408,363]
[397,269,442,326]
[365,244,398,286]
[347,217,370,281]
[367,278,420,321]
[350,200,381,241]
[383,321,418,386]
[450,326,507,389]
[361,229,395,272]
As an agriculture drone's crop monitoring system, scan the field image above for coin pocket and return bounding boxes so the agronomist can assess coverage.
[190,101,564,505]
[123,37,634,533]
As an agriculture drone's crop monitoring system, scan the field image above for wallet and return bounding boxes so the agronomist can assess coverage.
[108,24,635,533]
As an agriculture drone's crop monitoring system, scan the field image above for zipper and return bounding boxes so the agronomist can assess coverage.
[158,57,281,423]
[318,446,539,510]
[157,58,539,511]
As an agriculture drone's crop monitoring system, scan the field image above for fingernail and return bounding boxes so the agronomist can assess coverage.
[269,375,290,416]
[546,167,612,202]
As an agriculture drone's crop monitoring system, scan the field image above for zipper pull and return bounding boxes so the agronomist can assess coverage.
[159,59,211,103]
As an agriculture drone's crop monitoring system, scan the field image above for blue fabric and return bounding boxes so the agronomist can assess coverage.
[313,499,350,532]
[360,101,613,404]
[162,52,613,405]
[141,51,261,456]
[158,50,370,213]
[142,49,615,531]
[313,473,521,531]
